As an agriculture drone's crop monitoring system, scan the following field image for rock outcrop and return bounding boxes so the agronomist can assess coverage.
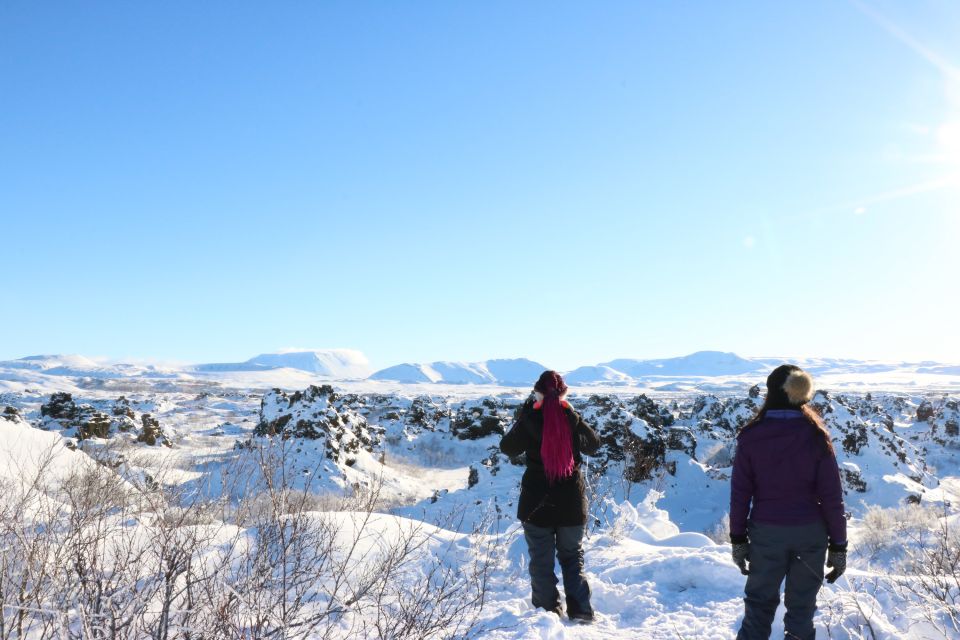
[38,392,163,444]
[255,385,383,464]
[248,384,955,511]
[137,413,171,447]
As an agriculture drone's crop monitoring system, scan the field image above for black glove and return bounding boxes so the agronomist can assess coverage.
[731,537,750,575]
[825,543,847,584]
[517,397,534,418]
[511,399,538,440]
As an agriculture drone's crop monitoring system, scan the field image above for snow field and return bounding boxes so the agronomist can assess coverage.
[2,378,960,638]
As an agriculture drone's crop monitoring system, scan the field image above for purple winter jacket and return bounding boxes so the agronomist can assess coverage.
[730,409,847,545]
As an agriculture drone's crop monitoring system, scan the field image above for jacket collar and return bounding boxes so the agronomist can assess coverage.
[766,409,804,419]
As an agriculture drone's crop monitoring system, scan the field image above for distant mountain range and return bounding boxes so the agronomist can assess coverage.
[192,349,371,379]
[370,352,768,385]
[1,350,958,388]
[599,351,764,377]
[368,358,545,385]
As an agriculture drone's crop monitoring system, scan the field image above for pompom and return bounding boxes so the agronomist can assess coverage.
[783,370,815,405]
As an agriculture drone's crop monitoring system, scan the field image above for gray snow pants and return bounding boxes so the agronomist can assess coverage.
[737,520,828,640]
[522,522,593,616]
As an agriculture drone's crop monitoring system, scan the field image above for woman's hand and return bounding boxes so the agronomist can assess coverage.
[732,541,750,575]
[730,533,750,575]
[825,543,847,583]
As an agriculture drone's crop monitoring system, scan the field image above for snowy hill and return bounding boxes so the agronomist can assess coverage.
[484,358,548,385]
[0,405,100,486]
[0,350,372,384]
[366,362,437,383]
[369,358,546,386]
[0,354,170,379]
[600,350,766,378]
[564,365,634,385]
[4,354,104,371]
[194,348,372,378]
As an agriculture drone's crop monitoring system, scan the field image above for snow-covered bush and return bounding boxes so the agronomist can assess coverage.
[893,507,960,637]
[820,503,960,639]
[0,434,498,640]
[405,435,461,468]
[857,504,938,561]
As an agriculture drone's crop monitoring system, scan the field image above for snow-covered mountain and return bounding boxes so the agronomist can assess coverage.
[2,354,104,372]
[557,352,960,389]
[563,365,634,385]
[0,350,372,391]
[600,351,765,378]
[366,350,960,389]
[193,349,372,378]
[368,352,769,386]
[369,358,546,385]
[0,354,177,380]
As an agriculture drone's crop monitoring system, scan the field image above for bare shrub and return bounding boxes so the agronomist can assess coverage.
[0,434,497,639]
[582,459,614,534]
[818,576,887,640]
[818,504,959,639]
[0,448,66,639]
[893,506,960,637]
[856,504,938,562]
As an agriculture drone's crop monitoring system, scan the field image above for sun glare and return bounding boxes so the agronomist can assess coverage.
[937,121,960,168]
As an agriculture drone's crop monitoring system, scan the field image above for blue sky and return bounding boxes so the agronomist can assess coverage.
[1,1,958,370]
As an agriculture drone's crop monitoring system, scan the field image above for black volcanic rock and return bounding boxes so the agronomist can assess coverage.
[451,398,514,440]
[41,392,79,421]
[255,385,383,463]
[137,413,171,447]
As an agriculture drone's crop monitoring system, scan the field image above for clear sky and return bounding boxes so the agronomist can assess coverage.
[1,1,958,371]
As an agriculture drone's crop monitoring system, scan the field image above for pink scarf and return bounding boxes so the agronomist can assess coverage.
[535,371,575,484]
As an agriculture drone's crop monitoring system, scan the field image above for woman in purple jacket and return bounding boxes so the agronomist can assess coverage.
[730,364,847,640]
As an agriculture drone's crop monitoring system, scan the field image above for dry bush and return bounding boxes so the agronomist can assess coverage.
[856,503,938,562]
[582,459,613,534]
[818,504,959,639]
[403,437,461,469]
[0,435,498,640]
[817,576,886,640]
[893,507,960,637]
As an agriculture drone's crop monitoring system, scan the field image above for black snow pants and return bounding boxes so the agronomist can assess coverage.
[737,520,828,640]
[522,522,593,617]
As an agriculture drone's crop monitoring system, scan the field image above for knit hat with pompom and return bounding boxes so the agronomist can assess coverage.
[765,364,815,408]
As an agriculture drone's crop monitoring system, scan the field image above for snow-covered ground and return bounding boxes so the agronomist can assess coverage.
[1,360,959,638]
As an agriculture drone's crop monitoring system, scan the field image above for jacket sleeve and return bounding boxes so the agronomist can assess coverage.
[729,436,754,540]
[575,415,601,456]
[816,451,847,545]
[500,404,532,456]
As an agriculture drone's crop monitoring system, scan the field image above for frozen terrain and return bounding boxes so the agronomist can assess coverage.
[4,350,960,394]
[1,355,959,638]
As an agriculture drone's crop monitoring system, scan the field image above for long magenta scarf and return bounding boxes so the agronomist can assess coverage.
[535,371,575,484]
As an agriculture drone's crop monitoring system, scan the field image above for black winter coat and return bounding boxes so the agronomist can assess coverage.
[499,399,601,527]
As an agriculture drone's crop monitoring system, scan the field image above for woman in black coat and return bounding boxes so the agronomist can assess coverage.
[499,370,601,622]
